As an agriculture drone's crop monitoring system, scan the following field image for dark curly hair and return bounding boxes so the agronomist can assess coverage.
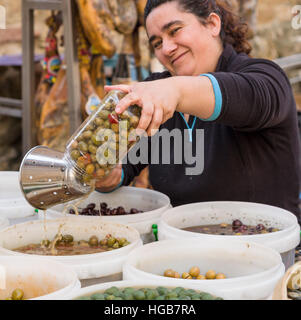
[144,0,252,55]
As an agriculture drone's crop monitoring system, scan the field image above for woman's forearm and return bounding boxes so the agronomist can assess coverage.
[171,76,216,120]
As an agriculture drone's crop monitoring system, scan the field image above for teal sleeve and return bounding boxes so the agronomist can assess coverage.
[199,73,222,121]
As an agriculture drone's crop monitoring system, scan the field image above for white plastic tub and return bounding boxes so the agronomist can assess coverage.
[0,217,143,286]
[40,187,171,242]
[0,171,36,224]
[123,238,285,300]
[0,216,9,230]
[0,256,80,300]
[158,202,300,270]
[63,280,225,300]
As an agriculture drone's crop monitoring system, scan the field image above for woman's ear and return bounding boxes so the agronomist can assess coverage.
[206,12,222,37]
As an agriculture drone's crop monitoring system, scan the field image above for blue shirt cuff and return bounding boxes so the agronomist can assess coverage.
[96,168,124,194]
[199,73,222,121]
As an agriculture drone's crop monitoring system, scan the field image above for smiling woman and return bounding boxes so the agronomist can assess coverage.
[94,0,301,225]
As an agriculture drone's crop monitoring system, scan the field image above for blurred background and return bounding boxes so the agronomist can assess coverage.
[0,0,300,189]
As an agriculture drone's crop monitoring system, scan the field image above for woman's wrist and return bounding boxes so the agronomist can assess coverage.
[173,76,216,119]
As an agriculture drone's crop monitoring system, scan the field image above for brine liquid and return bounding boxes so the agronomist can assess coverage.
[182,224,279,235]
[36,180,95,256]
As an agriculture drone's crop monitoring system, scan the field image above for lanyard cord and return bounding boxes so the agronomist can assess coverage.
[179,112,197,142]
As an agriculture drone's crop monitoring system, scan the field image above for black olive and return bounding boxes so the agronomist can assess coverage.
[100,202,108,209]
[111,209,118,215]
[256,224,265,231]
[130,208,139,214]
[232,219,242,228]
[87,203,96,210]
[117,206,125,215]
[69,209,75,215]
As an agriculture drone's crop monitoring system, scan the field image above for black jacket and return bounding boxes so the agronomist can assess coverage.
[122,44,301,222]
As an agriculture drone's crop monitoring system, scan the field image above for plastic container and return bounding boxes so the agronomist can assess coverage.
[63,280,225,300]
[39,187,171,242]
[123,238,285,300]
[0,256,80,300]
[158,201,300,270]
[0,217,142,287]
[19,90,141,210]
[0,171,36,224]
[0,216,9,230]
[66,89,141,183]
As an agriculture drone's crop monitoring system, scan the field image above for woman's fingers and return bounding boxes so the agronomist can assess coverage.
[95,164,122,189]
[104,84,131,93]
[137,100,154,133]
[147,106,163,136]
[115,92,142,114]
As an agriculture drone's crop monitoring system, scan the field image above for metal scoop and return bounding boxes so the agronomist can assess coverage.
[19,146,91,210]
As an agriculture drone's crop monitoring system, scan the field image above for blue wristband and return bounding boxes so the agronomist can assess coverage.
[96,168,124,194]
[199,73,222,121]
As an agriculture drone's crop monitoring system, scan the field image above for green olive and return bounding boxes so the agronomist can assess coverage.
[111,123,119,133]
[100,239,108,246]
[78,240,89,247]
[85,164,95,175]
[122,241,130,247]
[91,154,97,163]
[86,124,95,131]
[99,110,110,120]
[118,238,127,246]
[78,141,88,153]
[103,120,111,128]
[189,266,200,278]
[11,288,24,300]
[130,115,139,127]
[89,236,99,246]
[76,160,86,170]
[94,117,104,126]
[91,134,102,146]
[107,237,116,247]
[82,130,93,140]
[112,242,120,249]
[88,144,97,154]
[62,234,74,243]
[164,269,175,278]
[70,149,81,161]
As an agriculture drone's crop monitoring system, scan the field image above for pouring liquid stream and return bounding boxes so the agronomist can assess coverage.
[46,180,96,255]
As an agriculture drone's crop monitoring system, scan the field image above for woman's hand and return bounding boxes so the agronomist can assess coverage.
[105,78,180,136]
[95,164,122,192]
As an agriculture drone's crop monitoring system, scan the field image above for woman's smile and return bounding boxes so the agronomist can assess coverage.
[172,51,189,65]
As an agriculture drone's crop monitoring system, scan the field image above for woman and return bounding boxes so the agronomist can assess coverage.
[96,0,301,222]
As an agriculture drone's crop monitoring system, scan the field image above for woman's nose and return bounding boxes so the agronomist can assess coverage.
[162,38,177,56]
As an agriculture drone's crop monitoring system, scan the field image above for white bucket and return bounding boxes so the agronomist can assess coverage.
[63,280,225,300]
[0,217,143,286]
[41,187,171,242]
[0,217,9,230]
[0,171,36,224]
[123,238,285,300]
[0,256,80,300]
[158,201,300,270]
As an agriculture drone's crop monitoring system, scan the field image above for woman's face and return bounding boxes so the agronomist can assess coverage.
[146,1,223,76]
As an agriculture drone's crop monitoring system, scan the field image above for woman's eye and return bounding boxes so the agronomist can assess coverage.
[170,27,181,36]
[153,41,162,49]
